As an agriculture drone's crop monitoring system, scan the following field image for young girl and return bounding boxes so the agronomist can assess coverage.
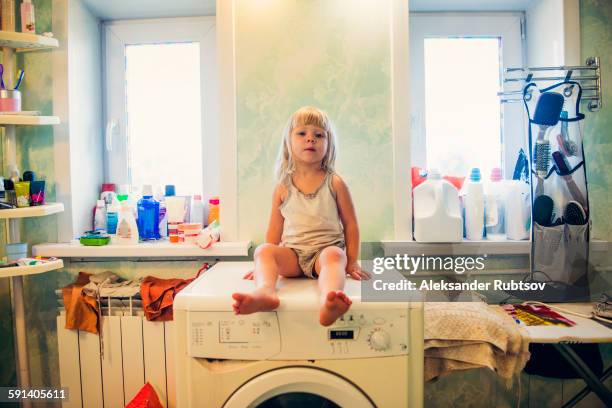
[232,106,370,326]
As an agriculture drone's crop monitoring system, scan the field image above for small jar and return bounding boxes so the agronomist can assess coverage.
[178,223,202,244]
[0,90,21,112]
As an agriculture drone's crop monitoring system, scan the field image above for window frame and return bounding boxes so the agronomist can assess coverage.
[103,16,219,202]
[409,12,526,178]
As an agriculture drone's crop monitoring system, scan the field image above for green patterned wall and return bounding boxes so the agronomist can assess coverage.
[581,0,612,241]
[0,0,610,404]
[235,0,394,244]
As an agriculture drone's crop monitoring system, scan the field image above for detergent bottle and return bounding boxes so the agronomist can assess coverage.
[413,169,462,242]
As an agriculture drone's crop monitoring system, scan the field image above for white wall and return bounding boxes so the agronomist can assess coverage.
[526,0,580,67]
[53,0,104,241]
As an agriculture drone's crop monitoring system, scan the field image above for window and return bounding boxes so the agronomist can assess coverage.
[104,17,218,198]
[410,13,525,179]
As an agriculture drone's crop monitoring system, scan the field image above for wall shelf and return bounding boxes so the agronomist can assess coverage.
[33,240,252,258]
[0,259,64,279]
[0,203,64,219]
[0,115,60,126]
[0,30,59,51]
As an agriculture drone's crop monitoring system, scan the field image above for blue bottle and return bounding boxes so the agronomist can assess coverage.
[137,185,160,240]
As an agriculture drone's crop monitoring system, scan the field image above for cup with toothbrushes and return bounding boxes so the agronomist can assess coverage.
[0,67,24,112]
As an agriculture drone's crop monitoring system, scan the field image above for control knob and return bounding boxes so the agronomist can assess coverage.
[368,329,390,351]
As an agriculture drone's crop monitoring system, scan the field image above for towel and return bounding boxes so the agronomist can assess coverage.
[62,272,99,334]
[140,263,210,321]
[424,302,530,383]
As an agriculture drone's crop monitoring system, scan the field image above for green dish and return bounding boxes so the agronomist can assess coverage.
[80,236,110,246]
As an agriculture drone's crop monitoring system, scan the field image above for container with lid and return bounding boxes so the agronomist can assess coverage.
[0,90,21,112]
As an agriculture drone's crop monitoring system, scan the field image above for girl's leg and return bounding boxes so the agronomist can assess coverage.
[314,246,351,326]
[232,243,301,314]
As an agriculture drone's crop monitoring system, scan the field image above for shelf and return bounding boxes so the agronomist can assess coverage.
[0,31,59,51]
[33,240,252,258]
[0,203,64,219]
[0,259,63,278]
[0,115,60,126]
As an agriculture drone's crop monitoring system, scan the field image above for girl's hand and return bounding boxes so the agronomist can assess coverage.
[346,261,371,280]
[243,270,254,280]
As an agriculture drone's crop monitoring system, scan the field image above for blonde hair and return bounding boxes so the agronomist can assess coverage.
[275,106,338,181]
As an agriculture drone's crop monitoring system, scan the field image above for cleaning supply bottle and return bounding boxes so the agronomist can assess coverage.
[106,197,120,235]
[413,169,462,242]
[93,200,107,231]
[191,195,205,225]
[100,183,116,205]
[137,185,160,240]
[462,168,485,241]
[207,196,220,226]
[20,0,35,34]
[115,201,139,244]
[484,168,506,241]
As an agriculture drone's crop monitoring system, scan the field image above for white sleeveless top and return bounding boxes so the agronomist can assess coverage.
[279,172,345,251]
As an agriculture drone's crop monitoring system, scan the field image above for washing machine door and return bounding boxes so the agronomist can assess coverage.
[224,367,374,408]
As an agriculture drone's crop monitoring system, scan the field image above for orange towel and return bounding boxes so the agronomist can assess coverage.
[140,263,210,321]
[62,272,99,334]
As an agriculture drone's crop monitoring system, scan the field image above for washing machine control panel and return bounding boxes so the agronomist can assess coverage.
[188,312,281,359]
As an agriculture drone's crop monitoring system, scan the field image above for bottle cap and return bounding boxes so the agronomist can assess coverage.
[102,183,116,193]
[427,169,441,180]
[490,167,502,182]
[194,194,202,201]
[118,184,129,195]
[165,185,176,196]
[209,196,220,205]
[469,168,481,182]
[117,194,128,202]
[23,171,35,182]
[97,200,105,207]
[142,184,153,196]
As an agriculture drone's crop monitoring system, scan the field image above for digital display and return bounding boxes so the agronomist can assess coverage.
[329,330,354,340]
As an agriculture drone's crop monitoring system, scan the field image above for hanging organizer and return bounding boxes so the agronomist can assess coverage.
[499,57,602,302]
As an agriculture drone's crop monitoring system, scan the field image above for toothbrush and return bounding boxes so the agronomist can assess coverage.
[14,70,24,90]
[0,64,5,89]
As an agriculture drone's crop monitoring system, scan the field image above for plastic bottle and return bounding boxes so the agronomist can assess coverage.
[20,0,35,34]
[137,185,160,240]
[505,181,531,240]
[106,198,120,235]
[208,196,220,226]
[115,201,139,244]
[191,195,205,225]
[93,200,107,231]
[484,168,506,241]
[100,183,116,205]
[1,0,16,31]
[413,169,462,242]
[462,168,485,241]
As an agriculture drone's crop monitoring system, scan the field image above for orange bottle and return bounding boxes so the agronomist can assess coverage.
[207,196,220,226]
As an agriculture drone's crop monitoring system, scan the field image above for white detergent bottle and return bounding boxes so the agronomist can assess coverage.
[413,169,462,242]
[484,167,506,241]
[93,200,107,231]
[190,195,205,225]
[462,168,485,241]
[114,201,139,244]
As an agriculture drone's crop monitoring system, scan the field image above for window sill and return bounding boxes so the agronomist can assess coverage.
[381,240,610,256]
[32,240,252,258]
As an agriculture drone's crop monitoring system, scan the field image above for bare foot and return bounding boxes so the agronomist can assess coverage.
[232,288,279,315]
[319,291,352,326]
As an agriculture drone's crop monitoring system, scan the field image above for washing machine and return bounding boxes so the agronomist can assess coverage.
[174,262,423,407]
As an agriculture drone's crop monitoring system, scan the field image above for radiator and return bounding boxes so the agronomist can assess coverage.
[57,313,176,408]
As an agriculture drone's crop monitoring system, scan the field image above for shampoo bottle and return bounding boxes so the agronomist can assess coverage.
[137,184,160,240]
[462,168,485,241]
[20,0,35,34]
[93,200,107,231]
[484,168,506,241]
[115,201,139,244]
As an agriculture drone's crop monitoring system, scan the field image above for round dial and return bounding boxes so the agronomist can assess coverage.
[368,329,390,351]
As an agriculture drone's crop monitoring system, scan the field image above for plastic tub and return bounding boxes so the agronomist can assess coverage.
[5,243,27,262]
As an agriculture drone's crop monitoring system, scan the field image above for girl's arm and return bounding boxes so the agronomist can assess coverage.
[265,184,286,244]
[332,175,370,280]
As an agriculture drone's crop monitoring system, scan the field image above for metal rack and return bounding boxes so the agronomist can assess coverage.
[498,56,602,112]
